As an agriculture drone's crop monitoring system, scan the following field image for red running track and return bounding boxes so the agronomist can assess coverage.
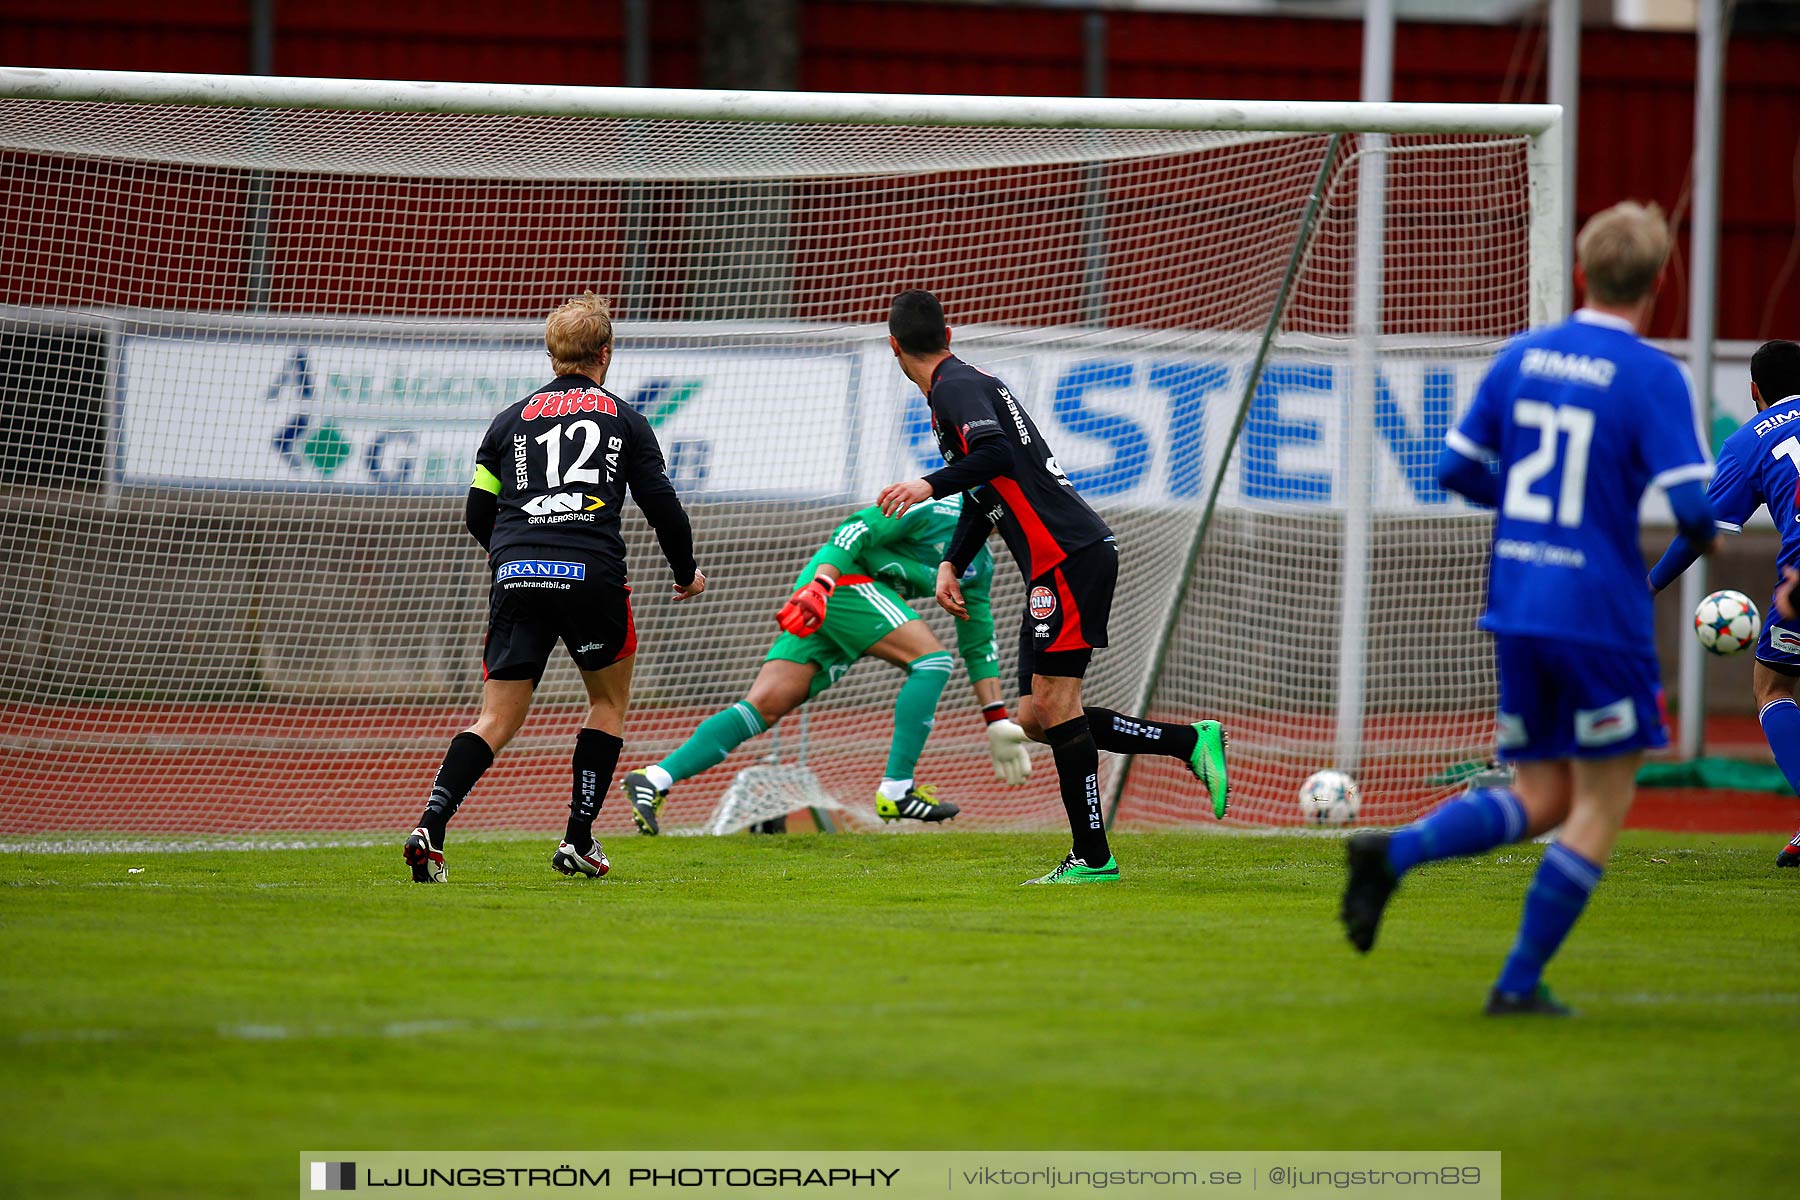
[1,703,1793,837]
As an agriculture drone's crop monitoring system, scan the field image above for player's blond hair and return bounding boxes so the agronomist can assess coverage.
[546,291,614,375]
[1576,201,1670,306]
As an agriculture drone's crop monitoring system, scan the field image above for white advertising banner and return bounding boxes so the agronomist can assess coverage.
[119,334,860,496]
[118,323,1734,520]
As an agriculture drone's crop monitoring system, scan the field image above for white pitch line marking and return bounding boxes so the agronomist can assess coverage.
[12,1002,943,1047]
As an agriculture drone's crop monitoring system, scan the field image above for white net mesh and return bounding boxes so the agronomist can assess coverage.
[0,93,1538,843]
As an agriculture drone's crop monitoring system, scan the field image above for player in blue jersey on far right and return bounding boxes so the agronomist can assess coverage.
[1339,201,1719,1016]
[1648,338,1800,868]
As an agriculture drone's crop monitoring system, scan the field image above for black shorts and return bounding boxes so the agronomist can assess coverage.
[1017,538,1117,696]
[483,556,636,686]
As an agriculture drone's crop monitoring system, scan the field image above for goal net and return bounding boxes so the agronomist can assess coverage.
[0,70,1562,844]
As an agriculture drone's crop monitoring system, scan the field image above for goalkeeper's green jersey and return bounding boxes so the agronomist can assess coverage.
[794,494,999,679]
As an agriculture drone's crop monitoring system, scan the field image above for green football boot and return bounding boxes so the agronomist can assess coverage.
[1021,852,1121,885]
[1188,720,1229,819]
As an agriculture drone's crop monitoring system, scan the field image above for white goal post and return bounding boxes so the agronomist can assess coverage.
[0,67,1564,843]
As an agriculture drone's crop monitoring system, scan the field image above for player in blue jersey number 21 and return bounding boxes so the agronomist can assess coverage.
[1339,202,1719,1014]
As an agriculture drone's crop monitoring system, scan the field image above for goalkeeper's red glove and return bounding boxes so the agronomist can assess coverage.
[776,575,835,637]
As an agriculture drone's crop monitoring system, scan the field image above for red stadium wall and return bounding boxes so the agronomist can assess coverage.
[803,3,1799,343]
[2,0,1796,338]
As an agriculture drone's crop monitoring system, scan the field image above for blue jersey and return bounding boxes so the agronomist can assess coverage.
[1703,391,1800,587]
[1448,310,1712,654]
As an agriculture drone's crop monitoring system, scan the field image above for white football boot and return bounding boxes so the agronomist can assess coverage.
[551,840,610,878]
[403,827,446,883]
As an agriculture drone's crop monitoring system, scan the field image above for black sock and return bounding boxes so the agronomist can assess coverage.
[1046,715,1109,865]
[419,731,494,847]
[1085,707,1198,760]
[565,728,624,853]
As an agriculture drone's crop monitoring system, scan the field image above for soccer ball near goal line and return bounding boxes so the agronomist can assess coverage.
[1693,589,1761,656]
[1298,770,1361,828]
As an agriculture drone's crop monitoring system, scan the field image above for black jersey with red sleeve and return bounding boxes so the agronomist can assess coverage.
[921,356,1112,580]
[472,374,695,587]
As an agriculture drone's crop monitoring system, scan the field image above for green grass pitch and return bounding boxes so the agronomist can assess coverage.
[0,830,1788,1198]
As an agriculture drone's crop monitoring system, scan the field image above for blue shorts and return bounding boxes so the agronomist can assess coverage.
[1493,634,1668,762]
[1756,588,1800,677]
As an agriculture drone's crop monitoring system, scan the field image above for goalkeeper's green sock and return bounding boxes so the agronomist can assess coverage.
[655,700,768,786]
[884,652,954,782]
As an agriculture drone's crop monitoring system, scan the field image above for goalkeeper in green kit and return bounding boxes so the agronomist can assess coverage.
[621,493,1031,831]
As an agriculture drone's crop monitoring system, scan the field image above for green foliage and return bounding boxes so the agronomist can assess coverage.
[0,832,1787,1198]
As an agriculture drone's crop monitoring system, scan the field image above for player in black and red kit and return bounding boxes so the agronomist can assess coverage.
[403,292,704,883]
[877,290,1228,884]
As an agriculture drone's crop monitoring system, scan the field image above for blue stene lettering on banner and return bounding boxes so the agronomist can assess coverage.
[906,359,1465,504]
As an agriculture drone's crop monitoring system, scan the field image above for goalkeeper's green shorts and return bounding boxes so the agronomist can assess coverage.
[766,574,919,698]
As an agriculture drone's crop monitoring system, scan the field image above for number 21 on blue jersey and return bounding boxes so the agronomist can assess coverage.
[1503,400,1595,528]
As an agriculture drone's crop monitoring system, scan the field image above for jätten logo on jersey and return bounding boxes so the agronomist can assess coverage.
[1029,586,1057,620]
[522,388,618,421]
[523,491,604,516]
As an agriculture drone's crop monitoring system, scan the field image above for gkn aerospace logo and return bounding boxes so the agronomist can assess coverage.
[523,491,605,523]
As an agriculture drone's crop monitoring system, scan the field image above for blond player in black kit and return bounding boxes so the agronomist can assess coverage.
[403,292,704,883]
[877,290,1229,884]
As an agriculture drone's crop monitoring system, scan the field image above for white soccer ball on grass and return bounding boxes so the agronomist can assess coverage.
[1298,769,1360,828]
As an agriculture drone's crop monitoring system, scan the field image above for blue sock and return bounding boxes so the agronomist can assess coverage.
[1494,842,1603,997]
[1386,787,1528,877]
[1759,699,1800,795]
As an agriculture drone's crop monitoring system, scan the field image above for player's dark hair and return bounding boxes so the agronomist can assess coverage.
[1751,340,1800,405]
[888,290,949,355]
